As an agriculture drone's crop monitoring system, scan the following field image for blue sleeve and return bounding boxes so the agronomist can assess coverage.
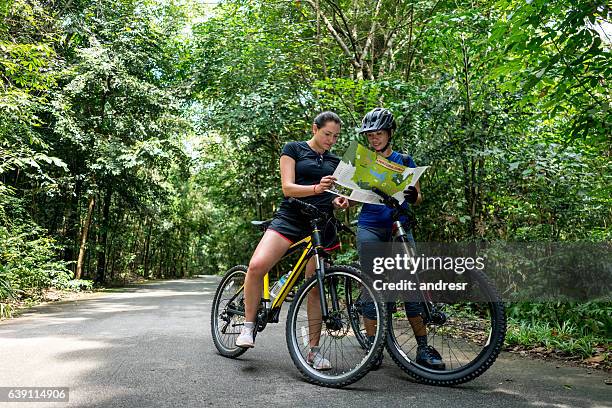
[400,153,416,168]
[406,155,416,168]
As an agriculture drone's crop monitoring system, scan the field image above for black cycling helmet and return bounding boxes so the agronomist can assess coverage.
[359,108,396,134]
[359,108,396,152]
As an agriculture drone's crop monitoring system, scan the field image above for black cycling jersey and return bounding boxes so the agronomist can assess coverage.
[277,141,340,215]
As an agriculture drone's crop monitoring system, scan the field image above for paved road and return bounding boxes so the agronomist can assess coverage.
[0,277,609,408]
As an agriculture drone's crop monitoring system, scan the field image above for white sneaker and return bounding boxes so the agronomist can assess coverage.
[236,326,254,348]
[307,348,332,370]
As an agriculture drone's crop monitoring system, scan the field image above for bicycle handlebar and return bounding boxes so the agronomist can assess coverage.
[370,187,413,221]
[287,197,355,236]
[371,187,400,208]
[287,197,322,216]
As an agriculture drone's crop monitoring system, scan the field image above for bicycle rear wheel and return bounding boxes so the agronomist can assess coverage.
[211,265,250,358]
[285,265,386,388]
[385,268,506,385]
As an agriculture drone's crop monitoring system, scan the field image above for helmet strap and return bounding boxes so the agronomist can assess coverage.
[376,141,391,153]
[376,130,392,154]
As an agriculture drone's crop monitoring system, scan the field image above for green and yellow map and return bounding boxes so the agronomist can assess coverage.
[329,141,428,205]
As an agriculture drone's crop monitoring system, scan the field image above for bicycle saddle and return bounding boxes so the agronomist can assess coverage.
[251,220,272,230]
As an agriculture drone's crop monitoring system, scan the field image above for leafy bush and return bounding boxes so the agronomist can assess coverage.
[505,301,611,359]
[333,248,359,266]
[0,224,72,296]
[508,301,612,339]
[0,265,15,300]
[62,279,94,292]
[505,319,607,358]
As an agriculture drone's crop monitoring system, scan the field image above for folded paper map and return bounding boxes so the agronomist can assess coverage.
[328,141,428,205]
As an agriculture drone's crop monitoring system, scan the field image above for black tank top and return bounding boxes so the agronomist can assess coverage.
[277,141,340,215]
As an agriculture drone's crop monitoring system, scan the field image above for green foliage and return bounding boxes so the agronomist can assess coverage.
[508,302,612,339]
[0,266,15,300]
[505,319,608,358]
[504,301,611,360]
[0,0,208,295]
[0,0,609,358]
[333,248,359,266]
[62,279,94,292]
[492,0,611,141]
[0,223,72,296]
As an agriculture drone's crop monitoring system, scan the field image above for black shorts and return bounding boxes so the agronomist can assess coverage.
[268,212,340,251]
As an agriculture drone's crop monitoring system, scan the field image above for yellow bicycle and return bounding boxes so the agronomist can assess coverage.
[210,198,386,387]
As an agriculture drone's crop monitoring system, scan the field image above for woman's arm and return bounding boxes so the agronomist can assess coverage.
[403,181,423,206]
[414,180,423,205]
[280,156,336,197]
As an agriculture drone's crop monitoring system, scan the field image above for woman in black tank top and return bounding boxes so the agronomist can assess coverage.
[235,112,349,360]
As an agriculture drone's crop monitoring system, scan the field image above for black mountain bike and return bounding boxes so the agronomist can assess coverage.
[211,198,387,388]
[348,187,507,386]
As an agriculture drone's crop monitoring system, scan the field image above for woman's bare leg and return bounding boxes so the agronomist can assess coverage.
[244,230,291,323]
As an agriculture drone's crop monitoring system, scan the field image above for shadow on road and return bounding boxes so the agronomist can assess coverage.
[0,277,609,408]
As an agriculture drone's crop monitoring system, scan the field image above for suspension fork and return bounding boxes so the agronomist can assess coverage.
[393,220,433,319]
[313,250,329,320]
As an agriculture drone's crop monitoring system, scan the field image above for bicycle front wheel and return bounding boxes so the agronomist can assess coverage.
[285,265,386,388]
[385,268,506,385]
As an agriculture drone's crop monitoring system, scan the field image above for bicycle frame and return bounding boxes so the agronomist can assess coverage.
[268,236,313,309]
[391,220,432,316]
[226,220,339,330]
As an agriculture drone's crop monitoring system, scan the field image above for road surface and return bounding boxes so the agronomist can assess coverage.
[0,277,609,408]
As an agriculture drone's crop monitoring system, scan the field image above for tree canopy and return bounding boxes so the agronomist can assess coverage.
[0,0,610,341]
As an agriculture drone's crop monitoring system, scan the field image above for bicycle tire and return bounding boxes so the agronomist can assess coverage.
[285,265,387,388]
[385,268,506,386]
[211,265,250,358]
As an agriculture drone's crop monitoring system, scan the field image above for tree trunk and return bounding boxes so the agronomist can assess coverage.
[72,176,83,269]
[157,245,164,278]
[143,219,153,278]
[95,186,112,284]
[129,220,143,274]
[75,194,95,280]
[61,188,76,269]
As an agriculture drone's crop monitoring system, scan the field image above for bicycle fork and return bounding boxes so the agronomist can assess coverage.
[393,220,435,320]
[311,225,341,327]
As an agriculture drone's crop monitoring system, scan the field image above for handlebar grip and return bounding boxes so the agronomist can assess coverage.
[371,187,400,207]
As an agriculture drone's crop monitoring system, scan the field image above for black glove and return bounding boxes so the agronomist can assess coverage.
[403,186,419,204]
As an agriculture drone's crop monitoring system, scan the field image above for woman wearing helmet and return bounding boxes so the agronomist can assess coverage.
[235,111,349,371]
[357,108,445,370]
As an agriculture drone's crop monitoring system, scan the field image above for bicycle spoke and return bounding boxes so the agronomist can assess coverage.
[385,271,504,385]
[287,268,386,385]
[211,268,252,357]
